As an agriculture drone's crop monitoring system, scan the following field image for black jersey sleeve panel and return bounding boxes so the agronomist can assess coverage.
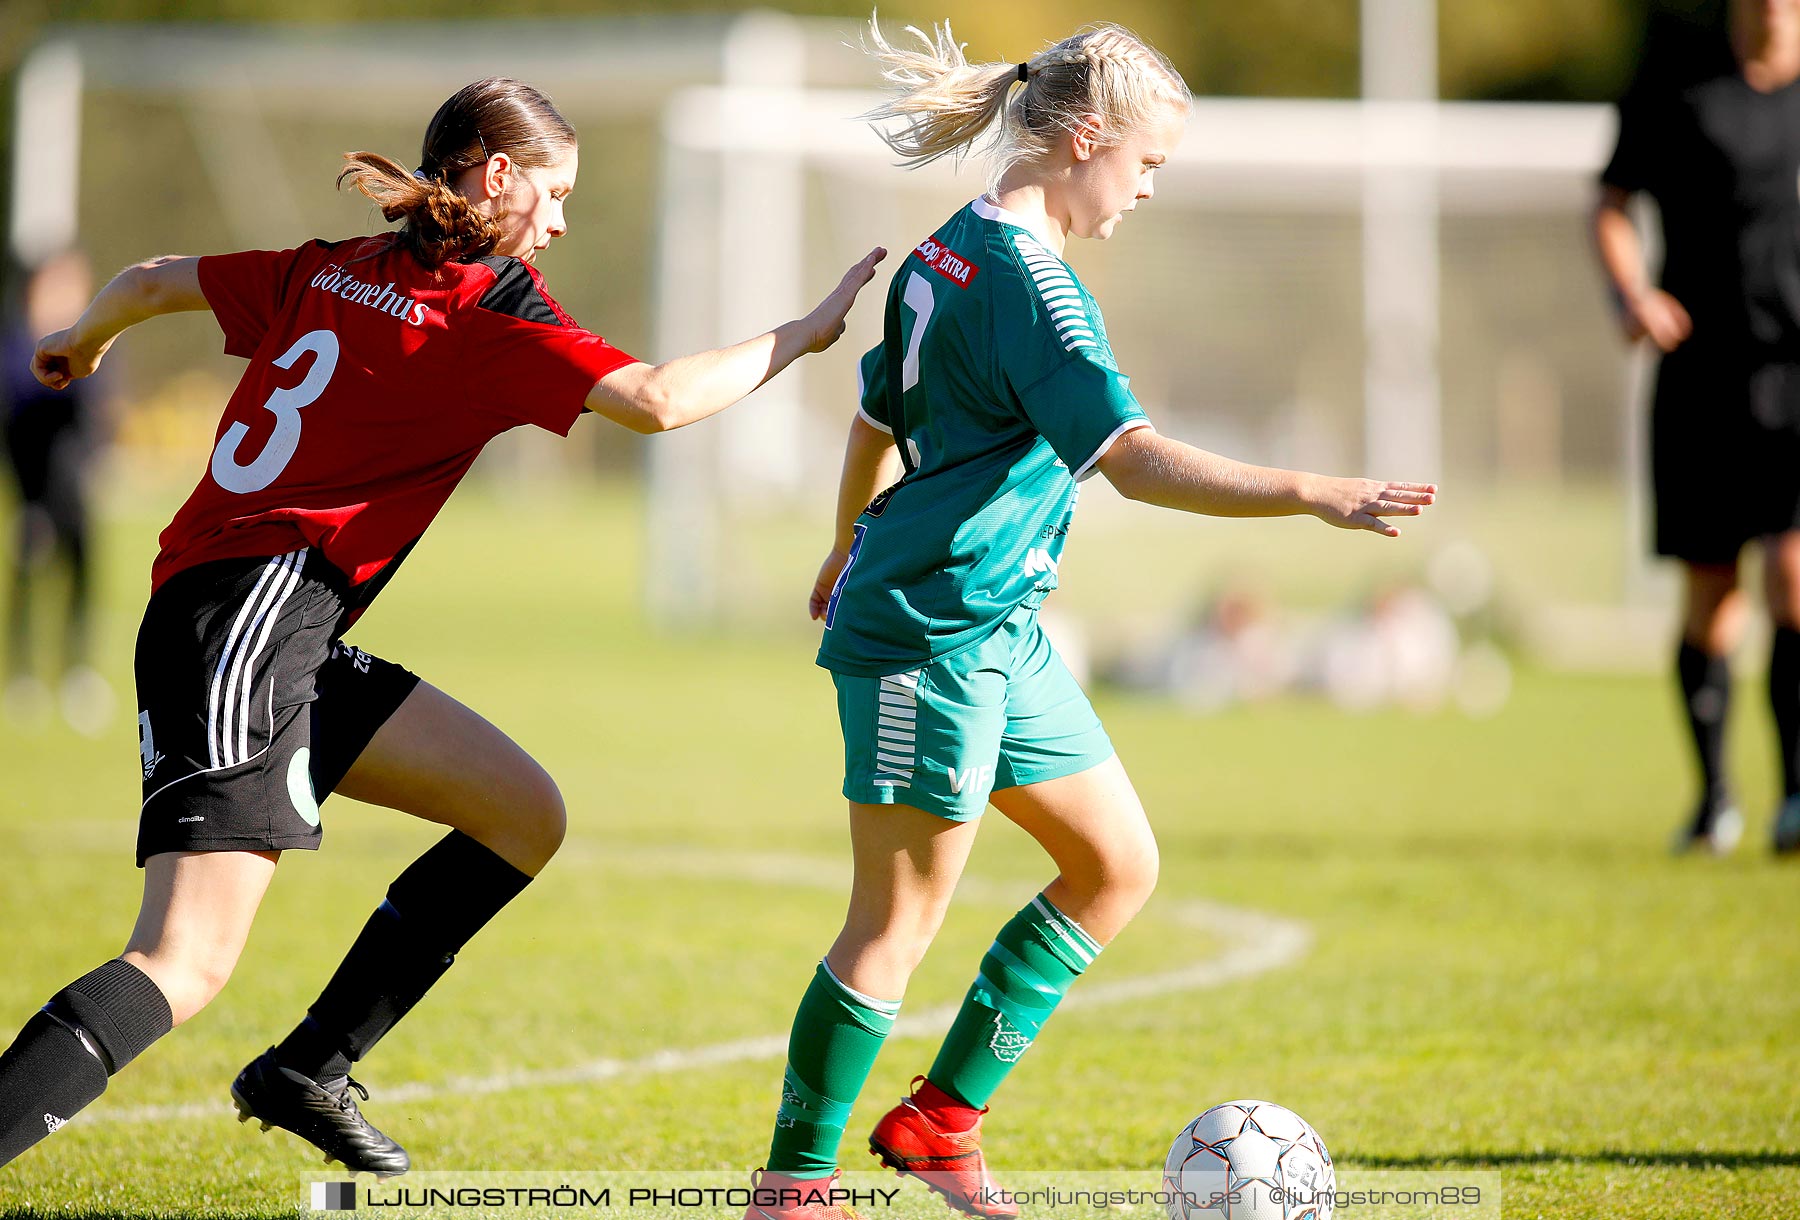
[472,256,565,327]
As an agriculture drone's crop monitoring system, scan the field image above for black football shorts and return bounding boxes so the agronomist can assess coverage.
[133,548,420,866]
[1652,346,1800,564]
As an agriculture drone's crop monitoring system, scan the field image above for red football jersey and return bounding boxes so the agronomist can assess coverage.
[153,233,637,609]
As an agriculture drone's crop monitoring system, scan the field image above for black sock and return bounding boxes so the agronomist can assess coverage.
[1771,627,1800,798]
[274,831,533,1080]
[1678,641,1733,812]
[0,959,173,1167]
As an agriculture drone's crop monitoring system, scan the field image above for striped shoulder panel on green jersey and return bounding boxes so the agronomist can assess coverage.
[1006,233,1103,357]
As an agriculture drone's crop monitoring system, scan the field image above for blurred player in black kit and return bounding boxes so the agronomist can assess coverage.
[1594,0,1800,854]
[1,250,112,733]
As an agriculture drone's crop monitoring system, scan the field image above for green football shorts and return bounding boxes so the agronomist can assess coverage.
[833,605,1116,821]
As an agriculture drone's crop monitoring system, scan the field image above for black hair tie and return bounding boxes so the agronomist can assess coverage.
[1016,62,1030,82]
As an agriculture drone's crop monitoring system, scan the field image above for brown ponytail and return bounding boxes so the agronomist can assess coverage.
[338,77,578,271]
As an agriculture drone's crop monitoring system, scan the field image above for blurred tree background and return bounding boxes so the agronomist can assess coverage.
[0,0,1699,103]
[0,0,1719,415]
[0,0,1718,266]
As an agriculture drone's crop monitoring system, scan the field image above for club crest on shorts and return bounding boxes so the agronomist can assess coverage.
[138,710,166,780]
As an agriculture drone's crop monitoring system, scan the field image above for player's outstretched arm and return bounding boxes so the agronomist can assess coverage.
[1096,428,1436,538]
[586,247,887,435]
[31,256,206,390]
[809,412,901,620]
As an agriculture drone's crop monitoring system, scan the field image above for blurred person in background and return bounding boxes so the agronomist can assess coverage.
[1593,0,1800,855]
[2,249,113,733]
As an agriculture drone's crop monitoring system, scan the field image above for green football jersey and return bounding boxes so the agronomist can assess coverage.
[818,197,1152,676]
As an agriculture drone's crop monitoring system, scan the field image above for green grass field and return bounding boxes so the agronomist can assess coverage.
[0,483,1797,1220]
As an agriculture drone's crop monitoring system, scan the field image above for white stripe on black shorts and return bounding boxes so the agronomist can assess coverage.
[133,550,420,866]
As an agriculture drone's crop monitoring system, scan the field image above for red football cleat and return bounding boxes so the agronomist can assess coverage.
[867,1078,1019,1219]
[743,1168,862,1220]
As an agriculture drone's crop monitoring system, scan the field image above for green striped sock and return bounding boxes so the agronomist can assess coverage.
[766,960,900,1177]
[928,893,1101,1108]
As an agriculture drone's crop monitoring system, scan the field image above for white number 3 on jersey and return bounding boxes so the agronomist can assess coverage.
[211,328,339,494]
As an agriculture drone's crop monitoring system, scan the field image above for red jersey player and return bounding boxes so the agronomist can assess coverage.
[0,77,884,1176]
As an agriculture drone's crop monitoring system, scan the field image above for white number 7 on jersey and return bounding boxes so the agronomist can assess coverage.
[900,271,935,392]
[211,328,339,495]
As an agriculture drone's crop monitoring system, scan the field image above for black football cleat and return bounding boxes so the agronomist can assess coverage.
[230,1048,410,1176]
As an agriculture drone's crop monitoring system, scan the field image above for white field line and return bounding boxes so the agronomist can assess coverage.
[89,847,1312,1125]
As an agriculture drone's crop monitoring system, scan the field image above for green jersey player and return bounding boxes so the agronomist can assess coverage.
[818,195,1147,683]
[817,194,1144,824]
[745,20,1436,1220]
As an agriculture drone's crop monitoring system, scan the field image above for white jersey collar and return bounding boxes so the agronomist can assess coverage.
[970,196,1065,257]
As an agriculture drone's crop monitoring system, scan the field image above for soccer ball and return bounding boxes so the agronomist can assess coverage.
[1162,1099,1335,1220]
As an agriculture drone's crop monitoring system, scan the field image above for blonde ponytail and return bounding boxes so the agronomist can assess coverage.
[862,20,1021,167]
[862,16,1190,192]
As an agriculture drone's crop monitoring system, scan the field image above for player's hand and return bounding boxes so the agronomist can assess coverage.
[1620,288,1692,353]
[31,327,106,391]
[799,248,888,355]
[1305,477,1437,538]
[809,547,851,620]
